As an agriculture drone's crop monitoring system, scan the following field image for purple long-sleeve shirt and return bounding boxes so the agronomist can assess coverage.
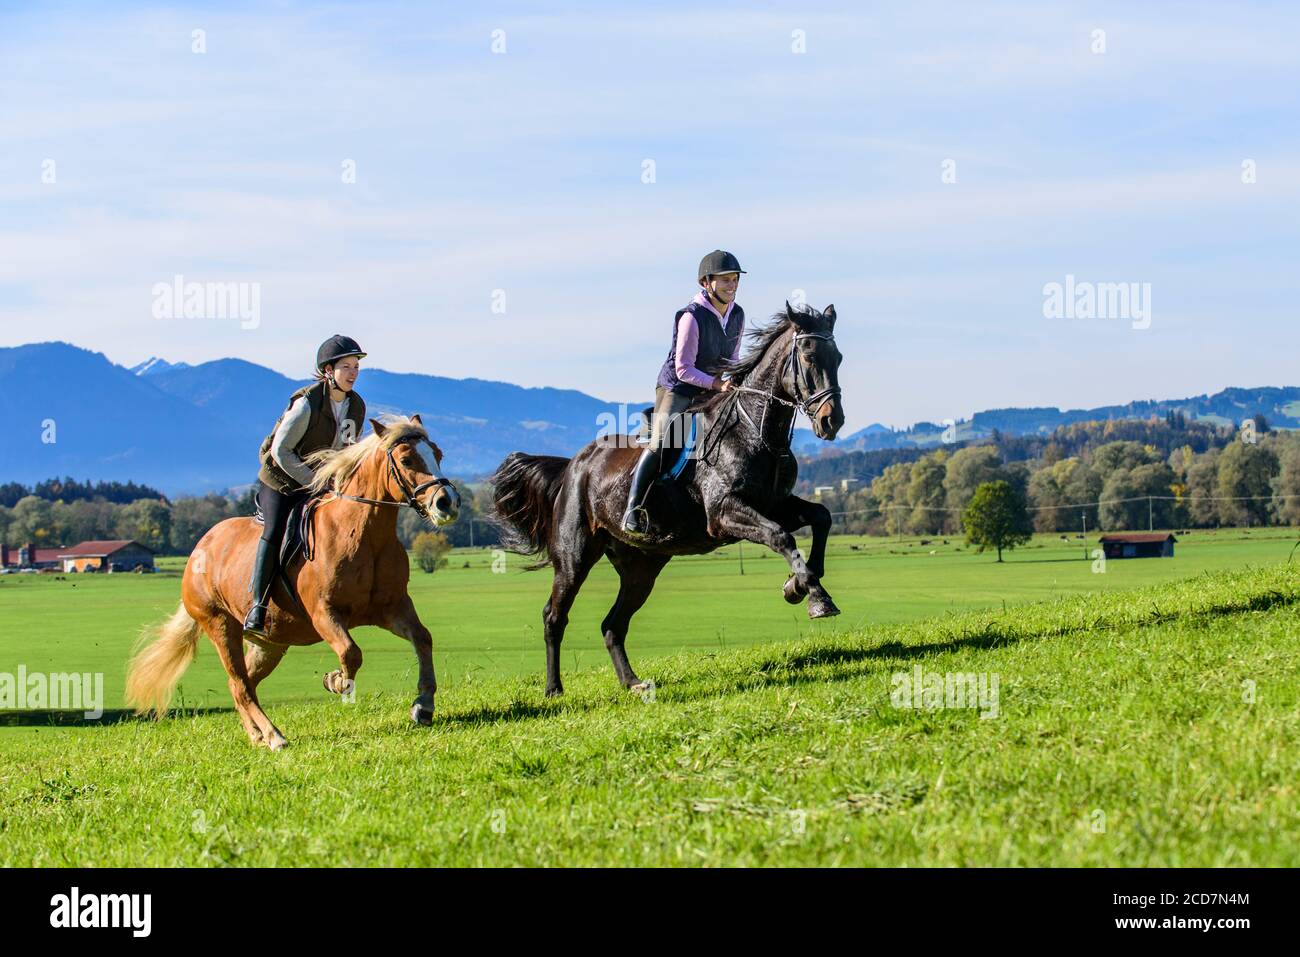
[674,291,744,390]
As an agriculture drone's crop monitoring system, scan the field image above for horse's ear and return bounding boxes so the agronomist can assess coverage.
[370,418,387,439]
[786,300,811,331]
[824,304,836,323]
[410,413,423,427]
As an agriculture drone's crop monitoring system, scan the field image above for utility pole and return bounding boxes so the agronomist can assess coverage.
[1148,496,1153,532]
[1082,510,1087,559]
[738,541,744,575]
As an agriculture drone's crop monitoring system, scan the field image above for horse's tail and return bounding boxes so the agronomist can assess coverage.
[125,601,202,717]
[489,452,570,568]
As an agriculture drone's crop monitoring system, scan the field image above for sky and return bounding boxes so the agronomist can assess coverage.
[1,1,1297,430]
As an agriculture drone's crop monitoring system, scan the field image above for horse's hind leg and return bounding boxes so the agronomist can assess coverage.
[205,613,288,750]
[542,491,604,697]
[238,640,288,745]
[603,547,670,691]
[245,639,288,692]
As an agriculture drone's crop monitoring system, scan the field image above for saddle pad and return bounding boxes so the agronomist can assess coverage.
[660,412,699,482]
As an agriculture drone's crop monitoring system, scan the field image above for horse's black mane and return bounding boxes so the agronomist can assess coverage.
[723,317,790,384]
[726,305,828,383]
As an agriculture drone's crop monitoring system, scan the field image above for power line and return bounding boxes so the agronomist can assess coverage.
[823,492,1300,518]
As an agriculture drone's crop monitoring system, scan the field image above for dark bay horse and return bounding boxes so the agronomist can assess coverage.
[491,303,845,696]
[126,416,460,749]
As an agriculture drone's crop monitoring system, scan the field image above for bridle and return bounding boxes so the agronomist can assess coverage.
[331,443,457,522]
[697,327,840,467]
[732,329,840,436]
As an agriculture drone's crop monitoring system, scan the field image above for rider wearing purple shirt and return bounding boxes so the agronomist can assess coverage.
[622,250,747,535]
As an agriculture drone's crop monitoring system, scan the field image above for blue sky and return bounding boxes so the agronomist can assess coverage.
[1,1,1297,428]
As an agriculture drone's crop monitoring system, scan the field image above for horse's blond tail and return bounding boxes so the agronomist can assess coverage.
[126,602,202,717]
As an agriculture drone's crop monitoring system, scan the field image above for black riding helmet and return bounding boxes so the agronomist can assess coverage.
[698,250,746,284]
[316,334,366,374]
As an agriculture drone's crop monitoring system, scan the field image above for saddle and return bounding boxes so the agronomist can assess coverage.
[661,412,698,482]
[639,405,700,485]
[253,494,328,608]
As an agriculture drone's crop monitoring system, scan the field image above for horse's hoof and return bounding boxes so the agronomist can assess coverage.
[323,670,349,695]
[265,731,289,752]
[783,576,808,604]
[545,686,563,698]
[808,596,841,619]
[410,702,434,725]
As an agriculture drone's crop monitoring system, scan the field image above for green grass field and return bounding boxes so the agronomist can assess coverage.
[0,528,1294,709]
[0,529,1296,865]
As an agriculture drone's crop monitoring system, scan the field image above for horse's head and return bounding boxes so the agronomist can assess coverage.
[370,415,462,526]
[782,302,845,440]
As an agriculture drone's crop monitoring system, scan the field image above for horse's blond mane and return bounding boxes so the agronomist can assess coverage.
[304,417,429,495]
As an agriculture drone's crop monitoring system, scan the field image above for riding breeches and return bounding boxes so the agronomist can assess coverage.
[258,481,308,549]
[646,386,696,454]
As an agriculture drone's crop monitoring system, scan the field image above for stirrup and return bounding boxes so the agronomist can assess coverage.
[243,604,270,638]
[622,506,650,535]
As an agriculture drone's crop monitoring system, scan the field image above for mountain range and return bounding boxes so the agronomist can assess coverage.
[790,388,1300,456]
[2,341,1297,495]
[1,342,645,494]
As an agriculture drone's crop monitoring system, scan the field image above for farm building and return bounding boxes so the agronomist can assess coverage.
[0,543,65,571]
[1098,533,1177,559]
[57,540,156,573]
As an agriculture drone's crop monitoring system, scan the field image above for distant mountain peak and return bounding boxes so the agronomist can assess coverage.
[130,357,191,376]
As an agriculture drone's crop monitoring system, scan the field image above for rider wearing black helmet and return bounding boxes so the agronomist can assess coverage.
[621,250,746,535]
[244,335,367,637]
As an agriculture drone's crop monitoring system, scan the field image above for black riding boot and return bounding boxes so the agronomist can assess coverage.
[243,538,277,638]
[621,447,662,535]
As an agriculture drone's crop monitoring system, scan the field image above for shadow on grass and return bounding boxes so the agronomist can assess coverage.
[430,580,1300,729]
[0,707,236,727]
[430,629,1016,729]
[439,698,562,727]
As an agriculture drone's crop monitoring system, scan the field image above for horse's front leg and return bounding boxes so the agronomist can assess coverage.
[385,596,437,725]
[771,495,834,606]
[310,608,365,698]
[708,497,840,619]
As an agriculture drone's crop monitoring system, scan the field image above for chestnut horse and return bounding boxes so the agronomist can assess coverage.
[126,415,460,750]
[491,303,845,697]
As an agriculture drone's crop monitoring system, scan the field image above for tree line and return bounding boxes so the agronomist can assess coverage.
[807,416,1298,536]
[5,413,1293,555]
[0,477,167,508]
[0,481,500,555]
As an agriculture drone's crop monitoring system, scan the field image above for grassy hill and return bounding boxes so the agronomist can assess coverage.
[1,560,1295,866]
[0,529,1294,706]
